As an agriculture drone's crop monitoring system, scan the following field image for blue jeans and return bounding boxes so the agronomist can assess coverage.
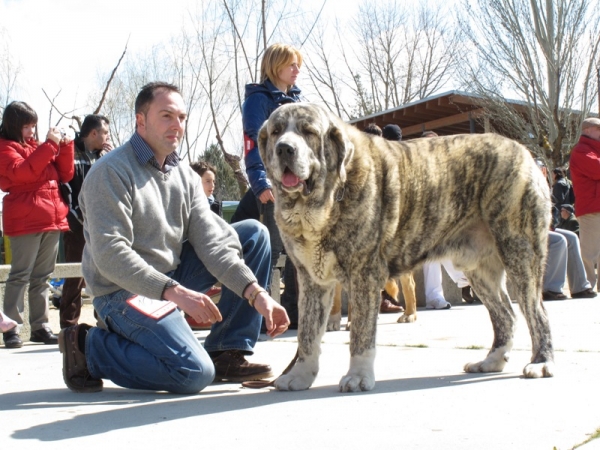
[86,219,271,393]
[544,229,591,293]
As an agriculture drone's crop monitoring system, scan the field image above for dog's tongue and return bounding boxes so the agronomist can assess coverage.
[282,171,301,188]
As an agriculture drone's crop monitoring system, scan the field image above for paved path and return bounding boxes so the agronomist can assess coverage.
[1,298,599,449]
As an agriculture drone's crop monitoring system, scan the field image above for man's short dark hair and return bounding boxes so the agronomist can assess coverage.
[79,114,109,138]
[135,82,181,115]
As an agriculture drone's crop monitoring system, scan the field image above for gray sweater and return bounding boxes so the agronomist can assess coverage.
[79,141,257,299]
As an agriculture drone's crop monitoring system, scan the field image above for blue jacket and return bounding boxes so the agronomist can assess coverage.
[242,79,302,196]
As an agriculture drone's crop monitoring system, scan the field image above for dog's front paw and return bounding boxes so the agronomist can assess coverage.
[397,313,417,323]
[339,372,375,392]
[274,372,314,391]
[274,361,318,391]
[523,361,554,378]
[327,311,342,331]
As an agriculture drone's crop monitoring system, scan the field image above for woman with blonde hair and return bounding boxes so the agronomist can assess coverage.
[241,43,303,327]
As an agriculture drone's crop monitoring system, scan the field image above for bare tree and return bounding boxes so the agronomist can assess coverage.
[0,27,21,114]
[459,0,600,167]
[303,0,461,120]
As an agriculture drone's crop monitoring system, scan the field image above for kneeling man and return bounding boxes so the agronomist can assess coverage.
[59,81,289,394]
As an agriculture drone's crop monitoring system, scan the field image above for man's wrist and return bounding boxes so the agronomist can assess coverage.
[161,279,180,300]
[244,283,267,307]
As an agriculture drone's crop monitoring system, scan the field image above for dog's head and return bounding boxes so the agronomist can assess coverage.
[258,103,354,199]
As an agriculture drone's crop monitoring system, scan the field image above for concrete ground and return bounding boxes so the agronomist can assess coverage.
[1,297,599,450]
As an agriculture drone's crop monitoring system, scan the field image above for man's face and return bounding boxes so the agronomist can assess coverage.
[136,89,187,161]
[90,122,110,151]
[583,126,600,141]
[560,208,570,220]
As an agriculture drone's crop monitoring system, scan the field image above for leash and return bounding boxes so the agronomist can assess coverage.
[241,350,299,389]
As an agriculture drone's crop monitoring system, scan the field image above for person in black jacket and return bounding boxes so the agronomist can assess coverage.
[551,167,574,226]
[60,114,111,329]
[555,204,580,236]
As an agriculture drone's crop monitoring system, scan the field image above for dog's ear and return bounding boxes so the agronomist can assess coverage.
[327,113,354,183]
[257,120,269,163]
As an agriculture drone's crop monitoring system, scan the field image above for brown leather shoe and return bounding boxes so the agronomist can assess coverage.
[461,286,475,304]
[380,298,403,313]
[211,350,273,382]
[58,324,103,393]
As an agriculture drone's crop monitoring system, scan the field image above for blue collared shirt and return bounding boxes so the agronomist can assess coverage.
[130,132,180,173]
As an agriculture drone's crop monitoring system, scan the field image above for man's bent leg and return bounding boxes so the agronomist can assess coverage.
[544,231,567,293]
[86,290,214,394]
[203,219,271,354]
[554,228,592,293]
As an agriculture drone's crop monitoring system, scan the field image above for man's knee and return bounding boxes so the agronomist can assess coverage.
[170,359,215,394]
[232,219,270,245]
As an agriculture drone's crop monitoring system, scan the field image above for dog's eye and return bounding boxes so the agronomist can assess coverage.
[302,126,318,136]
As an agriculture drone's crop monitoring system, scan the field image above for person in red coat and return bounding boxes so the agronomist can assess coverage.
[569,117,600,291]
[0,101,74,348]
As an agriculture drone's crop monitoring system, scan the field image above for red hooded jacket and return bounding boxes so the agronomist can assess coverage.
[0,137,74,236]
[569,135,600,217]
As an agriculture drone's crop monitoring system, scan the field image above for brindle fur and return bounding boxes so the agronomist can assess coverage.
[258,103,554,392]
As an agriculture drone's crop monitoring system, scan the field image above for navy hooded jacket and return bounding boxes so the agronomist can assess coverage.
[242,79,302,196]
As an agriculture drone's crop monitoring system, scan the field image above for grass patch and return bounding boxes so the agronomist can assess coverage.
[405,344,428,348]
[457,345,485,350]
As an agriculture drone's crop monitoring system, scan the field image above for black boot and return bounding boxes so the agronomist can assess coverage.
[3,328,23,348]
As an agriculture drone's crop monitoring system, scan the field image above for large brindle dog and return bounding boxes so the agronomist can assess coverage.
[258,103,554,392]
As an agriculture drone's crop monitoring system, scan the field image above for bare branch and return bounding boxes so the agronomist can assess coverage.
[94,39,128,114]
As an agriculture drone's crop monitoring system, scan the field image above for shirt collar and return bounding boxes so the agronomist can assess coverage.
[130,132,180,173]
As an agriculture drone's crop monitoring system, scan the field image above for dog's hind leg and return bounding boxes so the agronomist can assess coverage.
[397,272,417,323]
[502,239,554,378]
[274,275,334,391]
[327,282,343,331]
[339,274,380,392]
[463,256,517,374]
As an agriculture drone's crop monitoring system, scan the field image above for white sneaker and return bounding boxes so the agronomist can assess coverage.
[426,297,452,310]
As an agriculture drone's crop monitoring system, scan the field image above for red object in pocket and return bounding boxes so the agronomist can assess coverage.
[126,295,177,319]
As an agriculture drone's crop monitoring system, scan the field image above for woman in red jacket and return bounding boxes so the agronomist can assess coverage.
[0,101,74,348]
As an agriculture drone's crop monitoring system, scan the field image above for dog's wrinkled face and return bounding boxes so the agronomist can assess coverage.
[258,103,353,199]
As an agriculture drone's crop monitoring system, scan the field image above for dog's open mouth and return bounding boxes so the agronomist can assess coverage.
[282,167,312,195]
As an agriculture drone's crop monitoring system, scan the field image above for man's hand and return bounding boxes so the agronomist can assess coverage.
[163,284,222,324]
[253,291,290,338]
[258,189,275,204]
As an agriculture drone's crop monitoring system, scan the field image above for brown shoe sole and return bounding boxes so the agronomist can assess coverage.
[214,369,274,383]
[58,328,103,393]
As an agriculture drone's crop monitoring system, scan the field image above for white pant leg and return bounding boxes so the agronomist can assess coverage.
[423,262,445,302]
[441,260,470,288]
